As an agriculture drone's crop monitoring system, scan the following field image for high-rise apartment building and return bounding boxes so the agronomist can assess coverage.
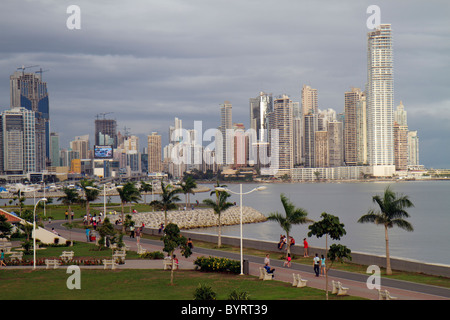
[50,132,60,167]
[301,85,318,116]
[0,107,36,175]
[303,113,317,168]
[219,101,233,165]
[327,121,344,167]
[315,131,328,168]
[356,93,368,165]
[394,101,407,126]
[366,24,394,167]
[10,70,49,170]
[147,132,162,173]
[301,85,318,168]
[393,121,408,170]
[70,135,90,159]
[169,117,183,144]
[270,95,293,171]
[407,131,419,166]
[344,88,365,166]
[250,92,272,142]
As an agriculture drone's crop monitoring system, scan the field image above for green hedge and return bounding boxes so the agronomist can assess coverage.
[194,256,240,274]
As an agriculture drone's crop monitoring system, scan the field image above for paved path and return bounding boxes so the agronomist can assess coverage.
[6,220,449,300]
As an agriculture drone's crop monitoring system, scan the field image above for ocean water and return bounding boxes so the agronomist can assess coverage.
[5,180,448,265]
[187,180,450,266]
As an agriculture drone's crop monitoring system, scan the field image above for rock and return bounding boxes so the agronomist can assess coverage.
[111,206,267,229]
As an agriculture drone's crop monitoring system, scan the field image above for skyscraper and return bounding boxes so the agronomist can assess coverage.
[301,85,318,116]
[301,85,318,168]
[271,95,293,171]
[219,101,233,165]
[147,132,162,173]
[0,107,36,175]
[10,70,49,170]
[250,92,272,141]
[344,88,364,166]
[366,24,394,167]
[50,132,60,167]
[407,131,419,166]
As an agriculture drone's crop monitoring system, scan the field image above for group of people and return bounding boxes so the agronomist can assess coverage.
[82,213,103,230]
[277,235,295,250]
[129,223,145,245]
[265,236,327,277]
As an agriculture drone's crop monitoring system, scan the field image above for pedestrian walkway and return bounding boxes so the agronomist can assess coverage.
[6,220,449,300]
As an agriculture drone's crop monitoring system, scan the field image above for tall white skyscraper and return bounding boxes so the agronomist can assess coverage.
[219,101,233,165]
[366,24,394,167]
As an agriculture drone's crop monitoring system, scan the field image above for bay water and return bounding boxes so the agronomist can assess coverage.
[188,180,450,266]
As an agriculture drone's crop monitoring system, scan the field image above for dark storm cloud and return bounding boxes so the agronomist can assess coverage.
[0,0,449,167]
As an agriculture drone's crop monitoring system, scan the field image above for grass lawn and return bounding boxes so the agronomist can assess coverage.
[0,269,364,300]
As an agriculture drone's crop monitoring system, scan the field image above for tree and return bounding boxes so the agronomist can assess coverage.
[97,217,117,250]
[203,189,234,248]
[117,182,141,233]
[79,179,100,217]
[179,176,197,208]
[0,214,12,239]
[150,181,181,227]
[357,186,414,275]
[161,223,192,285]
[58,187,81,220]
[308,212,350,300]
[267,194,312,256]
[139,181,152,205]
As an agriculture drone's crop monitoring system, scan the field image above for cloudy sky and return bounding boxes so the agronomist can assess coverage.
[0,0,449,168]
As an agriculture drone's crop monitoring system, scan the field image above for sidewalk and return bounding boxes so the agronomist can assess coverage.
[9,220,449,300]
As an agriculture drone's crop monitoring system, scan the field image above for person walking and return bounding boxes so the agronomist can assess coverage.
[313,253,320,277]
[283,253,292,268]
[321,255,326,276]
[1,249,6,266]
[85,227,90,242]
[135,227,141,246]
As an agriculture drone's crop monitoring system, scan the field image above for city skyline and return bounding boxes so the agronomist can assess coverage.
[0,1,449,168]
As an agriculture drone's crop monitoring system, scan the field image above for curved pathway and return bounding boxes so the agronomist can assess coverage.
[26,220,450,300]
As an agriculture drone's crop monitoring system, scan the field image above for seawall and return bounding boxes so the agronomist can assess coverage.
[140,227,450,278]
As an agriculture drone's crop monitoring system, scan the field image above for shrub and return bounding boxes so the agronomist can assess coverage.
[193,283,217,300]
[228,289,250,300]
[194,256,240,274]
[139,251,164,259]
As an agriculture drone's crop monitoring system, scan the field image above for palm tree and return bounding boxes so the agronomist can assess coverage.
[203,189,234,248]
[117,182,141,233]
[267,194,312,256]
[139,181,152,205]
[58,187,81,220]
[79,179,100,217]
[357,186,414,275]
[150,181,181,227]
[179,176,197,208]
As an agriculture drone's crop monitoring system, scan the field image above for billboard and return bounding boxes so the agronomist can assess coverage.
[94,145,113,159]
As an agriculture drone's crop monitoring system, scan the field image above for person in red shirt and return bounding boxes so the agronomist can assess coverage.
[303,238,309,257]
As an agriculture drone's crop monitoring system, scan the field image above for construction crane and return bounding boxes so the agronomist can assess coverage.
[17,65,39,75]
[35,68,49,80]
[123,126,130,137]
[96,112,113,120]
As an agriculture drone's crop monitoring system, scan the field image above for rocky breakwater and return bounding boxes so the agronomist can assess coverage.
[120,206,267,229]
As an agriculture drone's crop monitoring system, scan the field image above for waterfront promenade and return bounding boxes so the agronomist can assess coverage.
[5,220,450,300]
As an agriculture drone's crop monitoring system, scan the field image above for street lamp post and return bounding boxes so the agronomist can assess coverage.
[33,197,48,270]
[215,184,266,275]
[87,184,123,218]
